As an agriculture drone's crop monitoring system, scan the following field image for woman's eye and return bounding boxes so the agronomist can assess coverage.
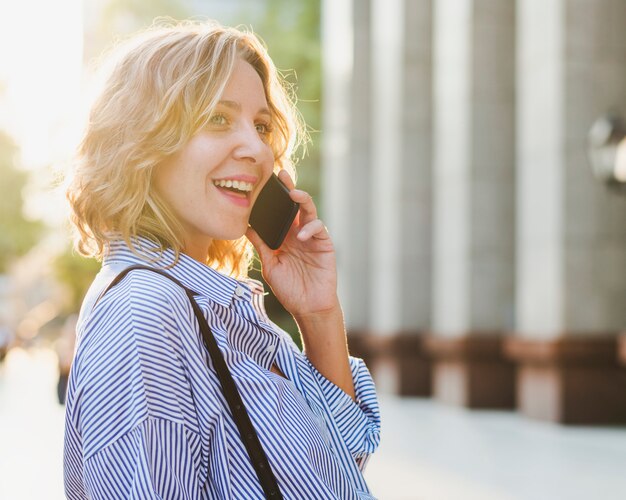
[209,114,228,126]
[255,122,271,135]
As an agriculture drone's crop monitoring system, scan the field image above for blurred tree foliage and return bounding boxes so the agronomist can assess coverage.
[85,0,190,59]
[0,131,44,273]
[53,248,101,314]
[103,0,190,26]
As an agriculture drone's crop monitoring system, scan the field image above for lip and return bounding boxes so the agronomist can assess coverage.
[212,174,258,208]
[217,188,251,207]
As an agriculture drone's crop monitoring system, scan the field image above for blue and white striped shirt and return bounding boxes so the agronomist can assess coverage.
[64,240,381,499]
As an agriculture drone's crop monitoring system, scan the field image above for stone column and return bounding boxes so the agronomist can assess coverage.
[369,0,405,336]
[396,0,434,395]
[428,0,516,408]
[351,0,435,396]
[321,0,355,317]
[506,0,626,424]
[346,0,372,332]
[323,0,434,395]
[367,0,404,394]
[322,0,393,387]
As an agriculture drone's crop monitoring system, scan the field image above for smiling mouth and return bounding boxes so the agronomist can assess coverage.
[213,179,254,198]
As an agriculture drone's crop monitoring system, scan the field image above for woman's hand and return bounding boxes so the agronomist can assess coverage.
[245,169,339,319]
[246,170,356,400]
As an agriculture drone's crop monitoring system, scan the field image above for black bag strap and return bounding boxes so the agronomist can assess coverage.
[99,264,283,499]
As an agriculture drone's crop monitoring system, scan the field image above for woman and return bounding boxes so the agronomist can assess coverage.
[64,20,380,499]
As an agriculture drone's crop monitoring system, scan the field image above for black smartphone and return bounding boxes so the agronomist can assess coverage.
[249,174,300,250]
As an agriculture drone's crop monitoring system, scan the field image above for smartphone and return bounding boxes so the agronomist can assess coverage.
[249,174,300,250]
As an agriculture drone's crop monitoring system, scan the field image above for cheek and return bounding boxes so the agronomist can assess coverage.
[154,164,193,212]
[265,148,276,177]
[153,168,175,204]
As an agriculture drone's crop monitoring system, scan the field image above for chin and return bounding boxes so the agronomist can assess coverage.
[214,225,248,242]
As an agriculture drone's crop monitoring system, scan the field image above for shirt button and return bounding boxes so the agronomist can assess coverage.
[234,286,245,297]
[266,344,276,353]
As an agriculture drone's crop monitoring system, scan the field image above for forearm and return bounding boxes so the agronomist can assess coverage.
[294,301,356,401]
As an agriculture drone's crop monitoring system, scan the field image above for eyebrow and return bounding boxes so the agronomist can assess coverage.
[217,100,271,117]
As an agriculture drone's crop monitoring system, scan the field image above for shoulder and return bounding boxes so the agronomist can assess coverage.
[76,268,198,366]
[69,270,203,431]
[91,268,192,325]
[108,267,190,305]
[67,268,219,459]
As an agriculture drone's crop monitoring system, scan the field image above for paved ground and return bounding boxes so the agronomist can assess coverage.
[0,347,65,500]
[1,347,626,500]
[366,396,626,499]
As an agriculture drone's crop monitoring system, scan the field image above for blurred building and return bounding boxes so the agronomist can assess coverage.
[322,0,626,424]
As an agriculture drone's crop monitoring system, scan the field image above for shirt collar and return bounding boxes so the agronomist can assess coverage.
[102,237,251,308]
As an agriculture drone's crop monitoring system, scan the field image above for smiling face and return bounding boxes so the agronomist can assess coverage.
[153,58,275,261]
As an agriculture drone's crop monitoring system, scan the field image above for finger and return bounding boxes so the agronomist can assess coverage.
[276,170,318,223]
[277,169,295,190]
[297,219,329,241]
[289,189,318,223]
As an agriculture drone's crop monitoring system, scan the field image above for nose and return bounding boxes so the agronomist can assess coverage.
[232,123,270,164]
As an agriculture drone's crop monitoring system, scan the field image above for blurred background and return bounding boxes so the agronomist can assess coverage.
[2,0,626,499]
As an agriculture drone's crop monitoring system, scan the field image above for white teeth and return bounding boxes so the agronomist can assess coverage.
[213,179,253,192]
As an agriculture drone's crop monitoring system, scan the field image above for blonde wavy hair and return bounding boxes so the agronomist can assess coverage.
[67,19,305,277]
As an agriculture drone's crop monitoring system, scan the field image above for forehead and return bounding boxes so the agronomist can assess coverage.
[219,59,268,107]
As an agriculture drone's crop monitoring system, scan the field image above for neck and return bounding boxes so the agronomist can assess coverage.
[182,238,212,263]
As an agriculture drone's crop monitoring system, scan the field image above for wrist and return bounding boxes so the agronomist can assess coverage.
[293,299,343,333]
[296,305,355,401]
